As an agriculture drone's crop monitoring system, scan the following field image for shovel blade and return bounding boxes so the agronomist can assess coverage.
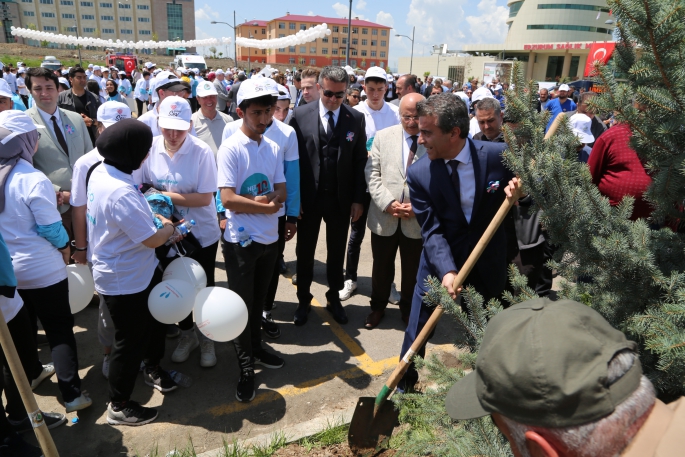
[348,397,399,456]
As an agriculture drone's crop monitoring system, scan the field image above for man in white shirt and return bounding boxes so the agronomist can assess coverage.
[85,63,93,79]
[138,71,195,136]
[192,80,233,157]
[3,66,17,94]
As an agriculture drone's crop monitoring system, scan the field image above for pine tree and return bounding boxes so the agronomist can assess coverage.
[394,0,685,454]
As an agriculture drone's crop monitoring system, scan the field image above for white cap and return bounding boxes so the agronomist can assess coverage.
[0,79,13,98]
[58,77,70,88]
[17,68,25,74]
[385,74,393,82]
[192,68,200,75]
[0,111,45,145]
[97,101,132,128]
[88,63,94,68]
[110,66,118,71]
[261,78,279,96]
[93,65,101,71]
[152,68,162,76]
[559,84,570,91]
[17,61,24,67]
[344,65,355,76]
[569,113,595,144]
[365,66,387,81]
[102,67,110,73]
[276,84,291,100]
[215,69,225,75]
[61,70,68,75]
[237,79,269,106]
[177,67,189,75]
[238,71,246,77]
[145,62,155,69]
[196,80,218,97]
[471,86,495,103]
[157,96,192,131]
[356,75,364,83]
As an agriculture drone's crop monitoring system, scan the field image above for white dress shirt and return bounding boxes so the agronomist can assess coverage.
[445,141,475,223]
[318,100,340,134]
[36,106,66,142]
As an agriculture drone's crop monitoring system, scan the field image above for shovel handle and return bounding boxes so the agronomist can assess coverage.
[374,183,522,414]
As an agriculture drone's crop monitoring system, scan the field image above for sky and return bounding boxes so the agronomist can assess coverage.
[193,0,510,70]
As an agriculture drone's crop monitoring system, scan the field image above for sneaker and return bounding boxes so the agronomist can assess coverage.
[65,392,92,413]
[9,411,66,433]
[339,279,357,301]
[200,340,216,368]
[0,433,43,457]
[389,283,401,305]
[143,366,178,393]
[171,332,199,363]
[30,363,55,390]
[102,354,111,379]
[261,313,281,339]
[107,401,158,426]
[254,350,284,369]
[235,373,255,402]
[166,324,181,339]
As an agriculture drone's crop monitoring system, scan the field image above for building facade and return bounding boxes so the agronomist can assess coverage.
[9,0,195,54]
[237,14,391,70]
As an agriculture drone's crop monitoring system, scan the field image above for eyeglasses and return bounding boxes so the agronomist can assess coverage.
[402,116,419,122]
[349,94,360,99]
[323,90,345,99]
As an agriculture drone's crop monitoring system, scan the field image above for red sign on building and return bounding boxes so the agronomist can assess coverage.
[583,42,616,77]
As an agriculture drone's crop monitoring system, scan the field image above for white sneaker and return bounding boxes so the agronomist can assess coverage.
[31,363,55,390]
[171,333,199,363]
[389,283,401,305]
[200,340,216,368]
[102,354,111,379]
[65,391,92,413]
[339,279,357,301]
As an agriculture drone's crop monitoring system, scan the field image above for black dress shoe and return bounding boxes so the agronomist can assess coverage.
[279,258,287,275]
[293,303,310,326]
[326,301,348,324]
[291,274,298,285]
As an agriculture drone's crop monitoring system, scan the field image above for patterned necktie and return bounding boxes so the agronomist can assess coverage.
[406,135,418,172]
[326,110,335,141]
[448,160,460,200]
[51,115,69,156]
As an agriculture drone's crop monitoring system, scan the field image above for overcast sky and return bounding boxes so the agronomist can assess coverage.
[194,0,510,69]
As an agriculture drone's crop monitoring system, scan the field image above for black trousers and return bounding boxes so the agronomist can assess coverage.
[19,279,82,403]
[222,239,278,372]
[103,268,164,402]
[264,216,286,312]
[189,97,198,113]
[178,241,219,331]
[135,98,146,117]
[296,195,351,305]
[0,305,42,426]
[370,229,423,317]
[344,192,371,282]
[511,239,554,298]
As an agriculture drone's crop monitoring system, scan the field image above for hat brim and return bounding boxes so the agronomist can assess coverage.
[574,130,595,143]
[158,117,190,131]
[160,82,190,92]
[445,371,490,421]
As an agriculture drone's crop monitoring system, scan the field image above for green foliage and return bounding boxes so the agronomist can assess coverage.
[298,418,349,451]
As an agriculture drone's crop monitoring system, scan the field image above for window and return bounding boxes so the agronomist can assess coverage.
[379,61,384,68]
[120,29,132,34]
[289,22,295,29]
[289,46,295,52]
[342,38,347,44]
[300,46,306,53]
[300,24,306,30]
[82,14,95,19]
[289,57,295,64]
[341,49,346,56]
[310,47,316,53]
[101,15,113,20]
[262,49,266,54]
[102,28,114,33]
[310,58,316,65]
[322,47,328,54]
[41,12,55,17]
[62,13,75,19]
[137,4,149,9]
[100,1,111,6]
[80,1,93,5]
[83,27,95,33]
[352,27,358,34]
[380,40,386,46]
[362,28,368,34]
[332,59,339,65]
[539,3,610,12]
[60,0,73,4]
[370,61,375,67]
[351,49,358,56]
[43,26,57,31]
[24,11,35,16]
[332,49,338,55]
[380,51,386,58]
[262,28,266,34]
[372,29,378,35]
[22,0,33,3]
[371,40,377,46]
[322,37,329,43]
[569,55,580,78]
[167,2,183,40]
[351,59,357,66]
[119,16,131,21]
[64,26,77,32]
[299,57,305,65]
[139,30,151,35]
[333,37,338,43]
[528,24,611,33]
[118,2,130,8]
[343,27,348,33]
[352,38,358,45]
[381,29,387,36]
[39,0,53,3]
[278,22,285,29]
[333,26,339,32]
[361,39,367,46]
[361,50,367,56]
[138,17,149,22]
[509,0,524,17]
[371,50,376,57]
[545,56,565,79]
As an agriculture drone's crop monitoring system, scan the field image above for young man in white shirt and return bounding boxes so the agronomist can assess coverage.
[217,79,287,402]
[138,71,196,137]
[192,80,233,157]
[340,66,401,301]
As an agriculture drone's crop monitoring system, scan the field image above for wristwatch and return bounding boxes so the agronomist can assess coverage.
[70,240,87,251]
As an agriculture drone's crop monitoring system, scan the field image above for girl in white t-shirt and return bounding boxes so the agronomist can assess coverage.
[88,119,179,426]
[139,96,221,368]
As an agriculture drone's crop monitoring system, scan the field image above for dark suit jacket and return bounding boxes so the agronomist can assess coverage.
[407,138,515,300]
[289,101,368,212]
[423,84,434,98]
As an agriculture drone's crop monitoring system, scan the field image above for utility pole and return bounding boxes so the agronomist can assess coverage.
[345,0,351,66]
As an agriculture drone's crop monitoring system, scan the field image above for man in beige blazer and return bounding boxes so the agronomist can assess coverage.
[364,93,426,329]
[25,67,93,237]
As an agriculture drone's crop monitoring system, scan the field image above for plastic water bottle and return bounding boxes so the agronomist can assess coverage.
[168,370,193,387]
[165,220,196,246]
[238,226,252,247]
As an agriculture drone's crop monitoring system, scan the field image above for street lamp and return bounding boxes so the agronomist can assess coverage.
[395,26,415,74]
[436,57,448,76]
[345,0,352,66]
[73,20,82,67]
[211,13,238,66]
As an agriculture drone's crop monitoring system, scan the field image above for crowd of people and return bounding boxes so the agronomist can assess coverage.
[0,54,679,457]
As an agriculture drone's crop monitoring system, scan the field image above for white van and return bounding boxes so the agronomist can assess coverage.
[174,54,207,71]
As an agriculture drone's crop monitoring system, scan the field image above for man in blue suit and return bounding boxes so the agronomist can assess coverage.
[400,93,519,390]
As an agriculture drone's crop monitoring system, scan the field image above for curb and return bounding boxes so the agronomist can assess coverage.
[195,405,357,456]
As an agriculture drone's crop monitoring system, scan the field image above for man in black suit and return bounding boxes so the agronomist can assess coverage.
[289,66,368,325]
[399,93,519,390]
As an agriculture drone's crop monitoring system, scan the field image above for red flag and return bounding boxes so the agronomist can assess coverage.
[583,42,616,77]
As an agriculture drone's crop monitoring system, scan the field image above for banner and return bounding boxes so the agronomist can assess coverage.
[483,62,513,84]
[583,42,616,77]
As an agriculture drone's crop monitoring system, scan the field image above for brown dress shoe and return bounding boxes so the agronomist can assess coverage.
[364,310,385,329]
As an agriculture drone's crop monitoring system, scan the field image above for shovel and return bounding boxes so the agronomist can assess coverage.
[348,181,523,456]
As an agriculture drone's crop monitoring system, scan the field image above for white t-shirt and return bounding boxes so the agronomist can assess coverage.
[217,130,285,245]
[221,119,298,218]
[71,148,103,208]
[354,100,400,147]
[17,76,28,96]
[138,135,220,248]
[87,164,159,295]
[469,116,481,138]
[0,293,23,324]
[0,160,67,289]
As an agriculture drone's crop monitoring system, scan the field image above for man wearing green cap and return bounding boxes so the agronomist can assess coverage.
[446,297,685,456]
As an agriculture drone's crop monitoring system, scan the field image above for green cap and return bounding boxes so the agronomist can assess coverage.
[445,298,642,427]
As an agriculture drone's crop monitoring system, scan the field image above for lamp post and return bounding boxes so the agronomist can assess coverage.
[436,56,448,76]
[345,0,352,66]
[395,26,415,74]
[211,14,238,66]
[72,20,83,67]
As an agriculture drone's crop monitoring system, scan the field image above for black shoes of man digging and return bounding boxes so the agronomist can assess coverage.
[293,301,348,325]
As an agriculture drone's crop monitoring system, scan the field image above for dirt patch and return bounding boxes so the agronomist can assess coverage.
[274,443,396,456]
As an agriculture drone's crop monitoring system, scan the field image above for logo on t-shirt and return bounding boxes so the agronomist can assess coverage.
[240,173,271,196]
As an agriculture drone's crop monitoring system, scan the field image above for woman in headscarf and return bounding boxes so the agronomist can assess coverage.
[105,79,123,102]
[87,119,178,426]
[0,111,92,415]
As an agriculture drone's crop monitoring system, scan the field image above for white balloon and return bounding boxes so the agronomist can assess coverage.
[162,257,207,294]
[148,279,196,325]
[194,287,248,342]
[66,264,95,314]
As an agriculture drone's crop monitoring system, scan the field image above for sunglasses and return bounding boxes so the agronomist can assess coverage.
[323,90,345,99]
[349,94,360,99]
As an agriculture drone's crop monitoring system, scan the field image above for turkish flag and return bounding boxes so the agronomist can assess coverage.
[583,42,616,77]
